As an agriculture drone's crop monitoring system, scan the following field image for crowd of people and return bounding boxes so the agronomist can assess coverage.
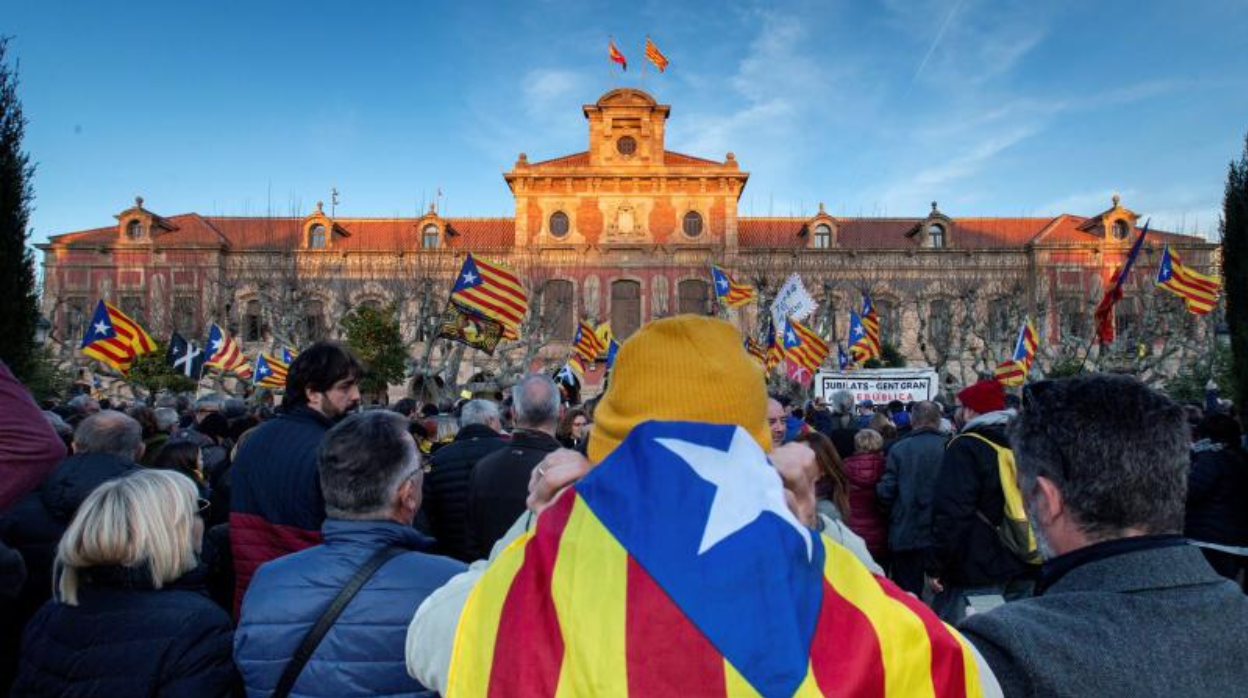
[0,316,1246,697]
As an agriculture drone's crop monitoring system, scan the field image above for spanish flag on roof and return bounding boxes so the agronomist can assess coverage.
[448,421,989,697]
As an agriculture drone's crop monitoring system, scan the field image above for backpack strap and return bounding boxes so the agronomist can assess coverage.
[271,545,407,698]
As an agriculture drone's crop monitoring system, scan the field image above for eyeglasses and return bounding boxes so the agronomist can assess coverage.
[196,498,211,515]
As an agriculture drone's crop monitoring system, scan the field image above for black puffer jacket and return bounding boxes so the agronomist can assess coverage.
[0,453,138,693]
[876,428,948,552]
[421,424,506,562]
[12,565,235,698]
[1185,441,1248,546]
[467,428,561,560]
[927,412,1031,586]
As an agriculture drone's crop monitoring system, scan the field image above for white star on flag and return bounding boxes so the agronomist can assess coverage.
[717,277,729,291]
[461,271,478,284]
[93,320,110,336]
[656,428,813,561]
[211,338,224,351]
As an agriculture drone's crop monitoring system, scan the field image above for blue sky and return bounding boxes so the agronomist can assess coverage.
[7,0,1247,246]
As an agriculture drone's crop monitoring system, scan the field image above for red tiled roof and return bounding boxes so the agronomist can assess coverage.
[664,150,722,166]
[529,151,591,167]
[1034,215,1204,246]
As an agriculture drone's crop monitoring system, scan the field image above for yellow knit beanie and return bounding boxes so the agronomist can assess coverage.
[587,315,771,464]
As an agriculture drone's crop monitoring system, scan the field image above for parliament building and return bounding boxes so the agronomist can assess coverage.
[39,88,1220,393]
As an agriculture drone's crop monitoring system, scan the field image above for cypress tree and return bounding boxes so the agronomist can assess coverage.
[1222,134,1248,411]
[0,37,39,378]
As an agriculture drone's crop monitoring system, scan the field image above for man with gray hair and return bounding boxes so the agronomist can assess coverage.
[0,410,141,679]
[235,411,465,697]
[876,400,949,596]
[467,376,563,559]
[960,374,1248,696]
[421,398,505,561]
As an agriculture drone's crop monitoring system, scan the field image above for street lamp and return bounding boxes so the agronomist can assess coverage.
[35,316,52,346]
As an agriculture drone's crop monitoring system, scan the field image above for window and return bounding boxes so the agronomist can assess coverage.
[549,211,570,238]
[876,299,899,346]
[989,302,1013,343]
[682,211,704,238]
[423,224,440,249]
[1112,219,1131,241]
[173,296,198,336]
[927,224,946,249]
[813,224,832,249]
[1059,298,1087,340]
[303,299,325,341]
[244,300,263,342]
[928,299,951,350]
[611,280,642,340]
[125,220,143,240]
[677,279,711,316]
[63,298,88,340]
[308,224,327,249]
[120,296,145,326]
[542,280,575,341]
[616,136,637,156]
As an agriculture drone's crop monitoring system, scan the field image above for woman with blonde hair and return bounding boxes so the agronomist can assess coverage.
[12,469,235,697]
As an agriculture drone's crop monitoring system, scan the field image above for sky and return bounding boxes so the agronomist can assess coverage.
[6,0,1247,247]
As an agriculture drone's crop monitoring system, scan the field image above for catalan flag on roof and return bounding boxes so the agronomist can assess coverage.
[1156,245,1220,315]
[80,300,156,374]
[204,323,252,379]
[710,265,757,308]
[993,318,1039,387]
[645,36,669,72]
[447,421,987,697]
[450,253,529,340]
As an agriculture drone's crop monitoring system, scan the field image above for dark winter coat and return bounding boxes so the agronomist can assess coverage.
[1185,441,1248,547]
[229,406,332,614]
[843,451,889,560]
[11,565,236,698]
[421,423,505,562]
[876,428,948,552]
[928,411,1030,586]
[467,428,561,560]
[235,520,464,698]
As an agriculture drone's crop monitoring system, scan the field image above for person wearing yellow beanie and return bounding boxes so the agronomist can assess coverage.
[588,315,772,464]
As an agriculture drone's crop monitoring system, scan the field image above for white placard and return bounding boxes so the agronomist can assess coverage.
[770,273,817,328]
[816,368,941,405]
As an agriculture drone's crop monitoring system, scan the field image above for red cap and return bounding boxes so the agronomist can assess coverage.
[957,379,1006,414]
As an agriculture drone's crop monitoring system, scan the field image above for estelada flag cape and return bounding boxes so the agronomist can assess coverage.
[448,421,987,697]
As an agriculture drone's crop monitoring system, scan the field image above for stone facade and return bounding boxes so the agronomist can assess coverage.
[38,88,1220,392]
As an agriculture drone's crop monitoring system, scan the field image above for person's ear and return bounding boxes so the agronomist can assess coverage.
[1034,476,1064,525]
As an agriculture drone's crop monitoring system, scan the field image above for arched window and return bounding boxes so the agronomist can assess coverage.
[875,299,899,346]
[928,299,951,349]
[303,299,325,341]
[682,211,704,238]
[1059,298,1087,340]
[1112,219,1131,241]
[677,279,711,315]
[64,298,88,339]
[549,211,570,238]
[813,224,832,249]
[126,220,143,240]
[542,279,575,341]
[308,224,327,249]
[244,300,263,342]
[423,224,440,249]
[927,224,946,249]
[611,280,642,339]
[989,302,1013,343]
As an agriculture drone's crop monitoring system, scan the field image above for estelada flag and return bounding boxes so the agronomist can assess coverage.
[710,265,757,308]
[1156,245,1220,315]
[572,320,607,364]
[782,317,828,386]
[204,323,252,379]
[448,421,987,696]
[743,336,767,365]
[993,318,1039,387]
[80,300,156,374]
[450,253,529,340]
[608,39,627,71]
[253,352,289,389]
[764,320,783,371]
[645,36,669,72]
[437,304,504,355]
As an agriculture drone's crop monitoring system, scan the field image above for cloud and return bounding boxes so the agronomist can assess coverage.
[521,68,587,118]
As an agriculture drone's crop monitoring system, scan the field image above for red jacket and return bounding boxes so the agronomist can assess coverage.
[843,451,888,560]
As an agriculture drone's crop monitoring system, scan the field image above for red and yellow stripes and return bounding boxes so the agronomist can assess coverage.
[449,493,983,698]
[452,254,530,338]
[787,318,830,372]
[1158,246,1220,315]
[81,300,156,373]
